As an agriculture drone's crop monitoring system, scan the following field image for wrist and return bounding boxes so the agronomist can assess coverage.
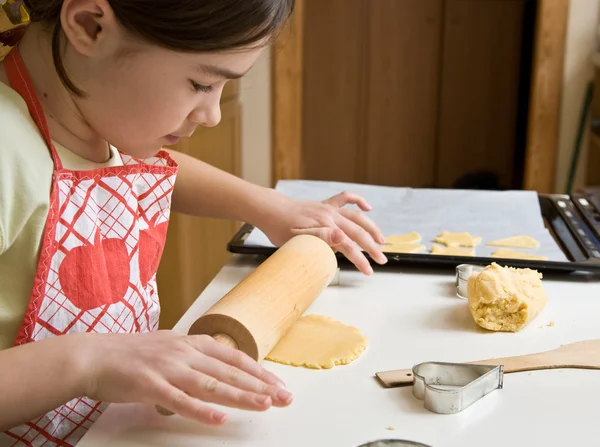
[60,332,102,399]
[240,185,285,229]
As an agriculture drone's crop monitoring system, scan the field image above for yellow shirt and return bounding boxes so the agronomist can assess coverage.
[0,81,123,350]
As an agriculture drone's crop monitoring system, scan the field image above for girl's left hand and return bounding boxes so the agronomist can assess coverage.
[258,191,388,275]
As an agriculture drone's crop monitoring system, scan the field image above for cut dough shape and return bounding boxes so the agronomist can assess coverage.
[430,244,475,257]
[385,232,421,244]
[433,231,481,247]
[467,262,547,332]
[383,243,426,254]
[265,314,367,369]
[491,249,548,261]
[487,235,540,249]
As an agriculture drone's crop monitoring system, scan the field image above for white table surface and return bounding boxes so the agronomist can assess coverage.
[78,256,600,447]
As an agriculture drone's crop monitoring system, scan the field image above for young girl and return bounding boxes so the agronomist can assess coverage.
[0,0,387,444]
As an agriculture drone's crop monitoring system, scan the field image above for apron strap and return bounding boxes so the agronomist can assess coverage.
[4,48,63,170]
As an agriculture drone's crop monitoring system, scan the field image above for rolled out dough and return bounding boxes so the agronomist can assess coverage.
[467,262,547,332]
[384,232,421,244]
[265,314,367,369]
[491,249,548,261]
[434,231,481,248]
[430,244,475,256]
[487,235,540,249]
[383,243,426,254]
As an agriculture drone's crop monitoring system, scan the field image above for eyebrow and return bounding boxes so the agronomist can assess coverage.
[197,64,248,80]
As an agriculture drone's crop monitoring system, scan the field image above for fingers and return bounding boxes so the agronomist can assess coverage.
[323,191,372,212]
[187,337,293,408]
[338,206,385,245]
[190,337,287,391]
[299,227,375,275]
[177,370,277,412]
[334,235,375,276]
[153,381,229,426]
[335,215,387,265]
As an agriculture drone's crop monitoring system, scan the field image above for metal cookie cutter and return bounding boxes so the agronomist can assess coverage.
[412,362,504,414]
[455,264,483,299]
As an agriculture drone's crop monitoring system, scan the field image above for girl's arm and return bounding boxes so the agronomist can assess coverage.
[0,331,292,431]
[166,150,388,275]
[0,333,89,430]
[166,149,278,228]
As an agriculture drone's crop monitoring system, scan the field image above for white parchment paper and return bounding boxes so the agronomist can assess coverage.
[244,180,568,262]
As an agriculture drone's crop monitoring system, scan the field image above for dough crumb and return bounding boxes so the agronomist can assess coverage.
[491,249,548,261]
[467,263,547,332]
[431,244,475,257]
[548,321,555,327]
[386,426,396,431]
[434,231,481,247]
[487,235,540,249]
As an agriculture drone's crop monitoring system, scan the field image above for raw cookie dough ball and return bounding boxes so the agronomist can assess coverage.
[467,262,547,332]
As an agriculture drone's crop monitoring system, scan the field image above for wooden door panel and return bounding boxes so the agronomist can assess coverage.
[436,0,528,188]
[302,0,367,182]
[365,0,443,187]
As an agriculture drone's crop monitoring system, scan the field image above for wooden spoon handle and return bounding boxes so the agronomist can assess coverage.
[375,352,586,388]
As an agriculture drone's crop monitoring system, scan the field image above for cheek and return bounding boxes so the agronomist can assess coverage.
[78,70,193,151]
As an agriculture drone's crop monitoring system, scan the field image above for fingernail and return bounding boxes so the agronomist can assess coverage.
[275,380,286,389]
[212,412,227,423]
[378,234,386,244]
[255,395,271,405]
[276,389,293,402]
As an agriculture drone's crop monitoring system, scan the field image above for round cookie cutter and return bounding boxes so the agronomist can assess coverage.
[455,264,484,299]
[357,441,432,447]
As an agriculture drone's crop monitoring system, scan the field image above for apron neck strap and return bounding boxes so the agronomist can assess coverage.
[5,48,63,170]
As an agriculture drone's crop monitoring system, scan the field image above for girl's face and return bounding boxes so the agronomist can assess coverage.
[72,44,264,159]
[62,1,265,159]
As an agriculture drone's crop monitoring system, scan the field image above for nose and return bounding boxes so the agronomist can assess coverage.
[189,97,222,128]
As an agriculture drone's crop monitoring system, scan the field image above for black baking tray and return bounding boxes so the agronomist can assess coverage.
[227,192,600,275]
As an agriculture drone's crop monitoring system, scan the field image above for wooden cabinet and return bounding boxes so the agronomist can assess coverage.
[156,82,241,330]
[436,0,530,189]
[301,0,532,189]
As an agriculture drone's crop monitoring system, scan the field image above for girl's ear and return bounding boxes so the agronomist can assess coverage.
[60,0,118,57]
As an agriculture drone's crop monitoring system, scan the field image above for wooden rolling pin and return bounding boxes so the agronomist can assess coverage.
[375,339,600,388]
[157,234,338,415]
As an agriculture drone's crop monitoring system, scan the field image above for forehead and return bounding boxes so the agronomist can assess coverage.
[196,46,266,72]
[138,42,267,77]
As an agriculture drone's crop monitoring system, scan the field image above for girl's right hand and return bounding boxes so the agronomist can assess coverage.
[81,330,293,425]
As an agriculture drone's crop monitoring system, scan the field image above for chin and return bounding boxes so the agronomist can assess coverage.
[116,142,165,160]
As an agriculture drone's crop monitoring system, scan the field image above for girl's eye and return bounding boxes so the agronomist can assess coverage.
[190,80,213,93]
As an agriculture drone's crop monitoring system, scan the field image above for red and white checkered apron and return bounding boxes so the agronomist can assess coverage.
[1,49,178,446]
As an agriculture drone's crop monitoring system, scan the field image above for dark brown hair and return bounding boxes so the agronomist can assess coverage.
[23,0,294,96]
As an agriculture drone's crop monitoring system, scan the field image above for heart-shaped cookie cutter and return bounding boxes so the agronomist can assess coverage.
[412,362,504,414]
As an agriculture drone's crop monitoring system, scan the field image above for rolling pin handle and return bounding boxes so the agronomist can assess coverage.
[213,333,239,350]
